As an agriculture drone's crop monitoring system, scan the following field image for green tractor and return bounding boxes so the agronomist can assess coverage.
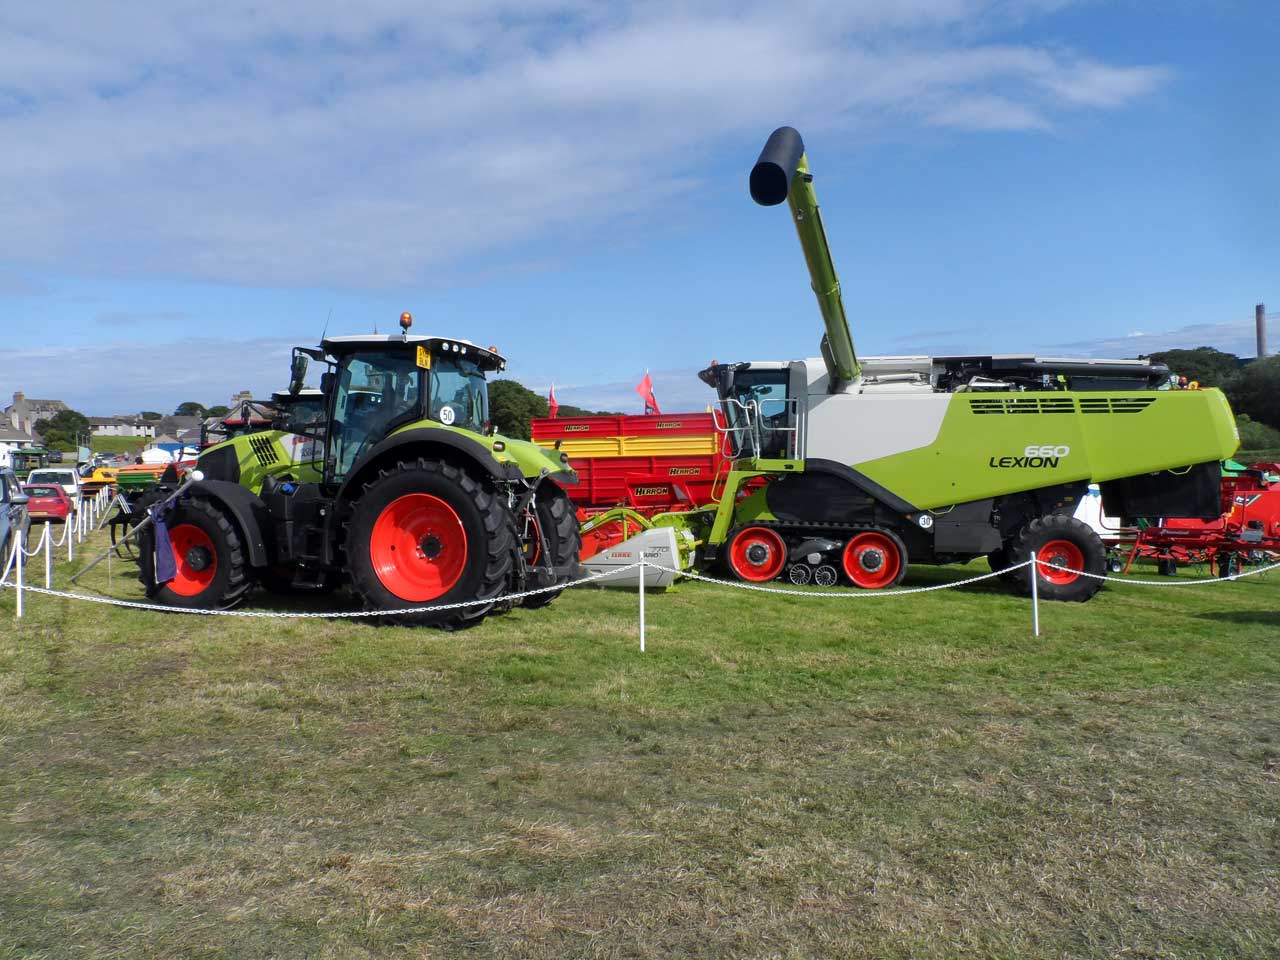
[138,314,581,627]
[692,127,1239,601]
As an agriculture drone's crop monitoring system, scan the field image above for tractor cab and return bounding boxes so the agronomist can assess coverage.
[318,333,506,482]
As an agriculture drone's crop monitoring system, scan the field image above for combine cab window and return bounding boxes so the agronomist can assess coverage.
[329,352,422,479]
[720,369,792,459]
[430,355,489,434]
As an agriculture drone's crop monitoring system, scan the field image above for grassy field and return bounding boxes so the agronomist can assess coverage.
[1,524,1278,959]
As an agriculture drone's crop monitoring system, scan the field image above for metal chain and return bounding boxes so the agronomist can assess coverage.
[1032,556,1280,586]
[645,560,1032,597]
[0,562,645,618]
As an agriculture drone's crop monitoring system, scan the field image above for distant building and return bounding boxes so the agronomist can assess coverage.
[0,425,36,468]
[5,392,68,436]
[88,416,157,439]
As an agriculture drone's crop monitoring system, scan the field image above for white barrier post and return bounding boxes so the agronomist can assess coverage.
[14,527,24,620]
[634,555,645,655]
[67,515,74,563]
[1030,550,1040,637]
[43,522,52,589]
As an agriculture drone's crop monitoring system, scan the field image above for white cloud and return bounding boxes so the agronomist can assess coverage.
[0,1,1172,288]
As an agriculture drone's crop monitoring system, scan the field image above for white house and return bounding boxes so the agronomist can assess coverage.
[89,416,157,438]
[0,425,35,469]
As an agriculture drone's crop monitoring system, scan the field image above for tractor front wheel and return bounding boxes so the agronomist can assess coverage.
[346,459,514,628]
[1004,514,1105,602]
[140,497,252,609]
[521,482,582,609]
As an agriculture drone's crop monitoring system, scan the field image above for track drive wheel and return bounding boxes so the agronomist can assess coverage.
[1004,514,1105,602]
[139,497,252,609]
[521,481,583,609]
[346,459,514,628]
[725,526,787,583]
[842,529,907,589]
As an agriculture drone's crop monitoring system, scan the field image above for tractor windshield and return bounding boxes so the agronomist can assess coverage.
[429,355,489,434]
[329,351,423,479]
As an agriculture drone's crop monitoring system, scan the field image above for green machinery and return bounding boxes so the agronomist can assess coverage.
[137,314,582,627]
[663,127,1237,601]
[10,446,50,482]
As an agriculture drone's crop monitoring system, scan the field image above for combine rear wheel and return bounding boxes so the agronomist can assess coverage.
[1004,515,1105,602]
[725,526,787,582]
[140,497,252,609]
[521,482,582,609]
[841,530,907,589]
[346,459,514,628]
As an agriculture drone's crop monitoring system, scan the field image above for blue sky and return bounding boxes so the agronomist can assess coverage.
[0,1,1274,416]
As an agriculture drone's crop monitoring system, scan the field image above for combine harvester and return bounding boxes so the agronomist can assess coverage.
[569,126,1239,601]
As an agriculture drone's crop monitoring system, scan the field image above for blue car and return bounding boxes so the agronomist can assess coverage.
[0,469,30,568]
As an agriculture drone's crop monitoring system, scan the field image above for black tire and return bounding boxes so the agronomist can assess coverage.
[345,459,514,628]
[1219,553,1241,578]
[139,497,252,609]
[1156,558,1178,577]
[1004,514,1105,602]
[521,482,582,609]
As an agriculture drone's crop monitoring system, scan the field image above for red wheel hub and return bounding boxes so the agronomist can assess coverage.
[167,523,217,597]
[369,494,468,602]
[729,527,786,582]
[1036,539,1084,585]
[842,532,902,589]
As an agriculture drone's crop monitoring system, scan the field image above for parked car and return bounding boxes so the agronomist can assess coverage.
[22,484,73,523]
[27,468,82,511]
[48,450,64,463]
[0,469,30,562]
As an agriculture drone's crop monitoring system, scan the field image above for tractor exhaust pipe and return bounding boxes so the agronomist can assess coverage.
[751,126,860,388]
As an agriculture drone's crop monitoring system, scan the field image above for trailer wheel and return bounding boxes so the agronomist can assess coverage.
[1156,558,1178,577]
[140,497,252,609]
[842,530,907,589]
[521,482,583,609]
[1004,515,1105,602]
[346,459,514,628]
[726,526,787,582]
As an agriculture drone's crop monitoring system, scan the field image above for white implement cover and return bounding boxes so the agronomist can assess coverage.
[582,526,681,590]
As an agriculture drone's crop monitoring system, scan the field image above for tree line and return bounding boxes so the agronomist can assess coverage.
[1146,348,1280,450]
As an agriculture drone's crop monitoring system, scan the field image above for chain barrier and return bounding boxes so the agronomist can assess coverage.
[0,560,646,619]
[647,559,1034,597]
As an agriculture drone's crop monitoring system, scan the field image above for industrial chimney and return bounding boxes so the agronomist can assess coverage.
[1257,303,1268,358]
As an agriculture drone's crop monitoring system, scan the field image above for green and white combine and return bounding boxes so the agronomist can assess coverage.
[138,314,581,627]
[688,127,1238,601]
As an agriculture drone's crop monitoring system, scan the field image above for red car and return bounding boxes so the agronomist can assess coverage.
[22,484,73,523]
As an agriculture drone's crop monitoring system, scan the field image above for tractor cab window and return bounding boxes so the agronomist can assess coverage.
[429,354,489,434]
[720,369,792,459]
[329,351,422,479]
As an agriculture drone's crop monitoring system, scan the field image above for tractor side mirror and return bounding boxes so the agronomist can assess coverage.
[289,352,309,395]
[319,372,335,395]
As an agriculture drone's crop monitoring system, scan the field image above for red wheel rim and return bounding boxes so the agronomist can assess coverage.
[729,527,786,582]
[369,493,468,602]
[1037,539,1084,585]
[842,532,902,589]
[168,523,217,597]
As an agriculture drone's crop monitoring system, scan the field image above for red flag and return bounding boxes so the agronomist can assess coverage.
[636,371,661,415]
[548,383,559,419]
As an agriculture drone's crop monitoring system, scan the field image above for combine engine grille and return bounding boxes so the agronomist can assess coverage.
[969,397,1077,415]
[1079,396,1156,415]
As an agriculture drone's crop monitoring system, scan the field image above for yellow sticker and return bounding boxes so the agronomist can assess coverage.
[416,345,431,369]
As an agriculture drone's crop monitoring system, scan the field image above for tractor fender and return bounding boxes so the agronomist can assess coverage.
[336,427,522,506]
[185,479,272,568]
[802,459,919,515]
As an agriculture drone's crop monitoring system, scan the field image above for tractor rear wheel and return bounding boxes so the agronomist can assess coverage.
[521,482,582,609]
[1004,514,1105,602]
[346,459,514,628]
[140,497,252,609]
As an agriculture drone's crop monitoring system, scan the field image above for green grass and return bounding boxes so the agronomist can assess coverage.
[2,525,1278,959]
